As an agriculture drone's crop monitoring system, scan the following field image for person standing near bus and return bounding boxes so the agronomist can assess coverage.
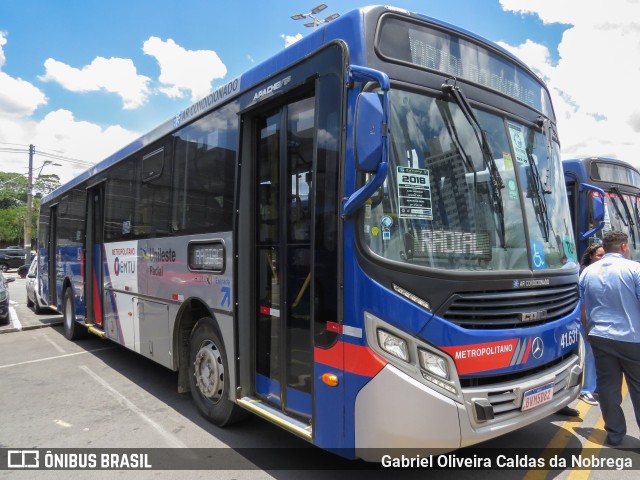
[578,243,605,406]
[579,231,640,446]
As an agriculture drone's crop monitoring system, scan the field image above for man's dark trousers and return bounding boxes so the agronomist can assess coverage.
[591,336,640,444]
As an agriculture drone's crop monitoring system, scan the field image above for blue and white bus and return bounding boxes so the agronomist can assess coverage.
[563,156,640,261]
[39,6,583,460]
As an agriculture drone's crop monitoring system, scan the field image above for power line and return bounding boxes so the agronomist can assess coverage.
[0,146,95,167]
[36,150,94,167]
[0,147,29,154]
[0,141,31,148]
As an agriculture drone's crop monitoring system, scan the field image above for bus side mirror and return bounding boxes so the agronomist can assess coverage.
[591,192,605,223]
[342,65,390,218]
[579,182,606,240]
[355,92,385,172]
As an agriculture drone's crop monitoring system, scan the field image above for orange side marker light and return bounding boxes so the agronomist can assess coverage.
[321,373,339,387]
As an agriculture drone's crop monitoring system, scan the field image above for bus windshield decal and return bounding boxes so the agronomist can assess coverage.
[508,123,529,165]
[397,166,433,219]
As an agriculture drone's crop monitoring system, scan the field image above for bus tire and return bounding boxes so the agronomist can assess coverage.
[189,317,244,427]
[63,288,86,340]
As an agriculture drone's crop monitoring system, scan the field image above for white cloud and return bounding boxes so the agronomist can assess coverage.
[143,36,227,102]
[0,32,48,117]
[0,31,6,67]
[0,108,139,184]
[35,110,138,179]
[0,31,136,183]
[498,0,640,163]
[40,56,151,109]
[0,72,48,117]
[282,33,303,48]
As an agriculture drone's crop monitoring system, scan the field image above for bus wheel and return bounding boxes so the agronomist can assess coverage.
[189,317,244,426]
[63,288,85,340]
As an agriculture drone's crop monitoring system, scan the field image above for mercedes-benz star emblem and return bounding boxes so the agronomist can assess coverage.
[532,337,544,359]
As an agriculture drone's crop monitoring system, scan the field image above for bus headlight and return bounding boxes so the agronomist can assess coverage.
[377,329,409,362]
[418,349,449,380]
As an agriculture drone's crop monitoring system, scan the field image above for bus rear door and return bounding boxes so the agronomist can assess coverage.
[85,185,105,327]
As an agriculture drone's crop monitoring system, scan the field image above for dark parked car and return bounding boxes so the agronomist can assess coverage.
[0,249,34,272]
[0,271,15,324]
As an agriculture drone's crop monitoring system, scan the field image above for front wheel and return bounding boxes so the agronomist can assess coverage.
[189,317,244,426]
[63,288,86,340]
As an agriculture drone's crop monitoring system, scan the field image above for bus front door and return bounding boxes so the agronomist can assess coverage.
[47,205,58,307]
[254,95,315,421]
[85,186,105,327]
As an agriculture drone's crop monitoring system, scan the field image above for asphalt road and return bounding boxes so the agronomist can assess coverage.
[1,273,639,479]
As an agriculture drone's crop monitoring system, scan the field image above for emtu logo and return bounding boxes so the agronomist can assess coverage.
[113,257,135,276]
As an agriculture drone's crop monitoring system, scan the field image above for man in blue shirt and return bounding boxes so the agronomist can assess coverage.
[579,230,640,446]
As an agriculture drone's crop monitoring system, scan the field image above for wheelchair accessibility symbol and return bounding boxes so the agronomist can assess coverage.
[531,240,547,270]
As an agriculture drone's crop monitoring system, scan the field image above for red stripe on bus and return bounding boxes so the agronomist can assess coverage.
[93,270,102,326]
[315,341,387,378]
[522,337,532,363]
[441,339,520,375]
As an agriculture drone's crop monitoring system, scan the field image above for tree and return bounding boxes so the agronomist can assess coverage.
[0,172,28,209]
[0,207,24,244]
[34,173,61,198]
[0,170,61,244]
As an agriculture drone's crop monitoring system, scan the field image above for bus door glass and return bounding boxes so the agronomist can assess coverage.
[85,186,105,326]
[255,95,315,420]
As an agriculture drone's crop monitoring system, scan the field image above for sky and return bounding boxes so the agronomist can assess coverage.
[1,0,639,184]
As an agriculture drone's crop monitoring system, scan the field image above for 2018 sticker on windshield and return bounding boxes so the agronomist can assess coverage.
[397,166,433,219]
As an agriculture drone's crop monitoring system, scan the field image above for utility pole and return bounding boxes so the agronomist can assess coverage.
[25,144,34,263]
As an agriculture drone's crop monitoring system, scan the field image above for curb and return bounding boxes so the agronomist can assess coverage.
[0,319,63,334]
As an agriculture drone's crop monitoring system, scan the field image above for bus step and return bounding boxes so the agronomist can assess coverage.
[86,325,106,339]
[237,396,312,440]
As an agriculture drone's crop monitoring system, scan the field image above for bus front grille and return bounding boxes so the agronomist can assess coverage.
[483,363,572,417]
[462,350,581,426]
[439,284,579,329]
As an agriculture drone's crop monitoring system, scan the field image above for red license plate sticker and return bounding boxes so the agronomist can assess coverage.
[521,382,554,411]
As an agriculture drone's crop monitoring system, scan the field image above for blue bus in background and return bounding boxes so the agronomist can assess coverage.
[563,157,640,261]
[38,6,583,460]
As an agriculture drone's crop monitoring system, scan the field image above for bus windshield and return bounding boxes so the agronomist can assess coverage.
[591,162,640,188]
[363,88,576,272]
[603,192,640,261]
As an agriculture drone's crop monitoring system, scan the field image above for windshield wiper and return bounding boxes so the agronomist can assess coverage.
[527,148,552,242]
[633,201,640,245]
[442,79,506,248]
[611,185,637,248]
[537,116,556,194]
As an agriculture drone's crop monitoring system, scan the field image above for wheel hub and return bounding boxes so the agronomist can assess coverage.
[194,341,224,401]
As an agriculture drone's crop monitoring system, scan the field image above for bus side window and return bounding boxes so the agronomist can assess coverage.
[137,145,172,238]
[172,103,238,234]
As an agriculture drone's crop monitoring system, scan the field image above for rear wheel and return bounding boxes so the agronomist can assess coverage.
[63,287,86,340]
[189,317,244,426]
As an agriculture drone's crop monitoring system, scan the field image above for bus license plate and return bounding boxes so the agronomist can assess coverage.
[521,383,554,411]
